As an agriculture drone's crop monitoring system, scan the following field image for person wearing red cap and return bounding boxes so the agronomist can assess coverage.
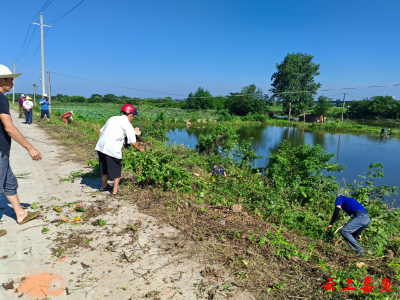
[95,104,144,195]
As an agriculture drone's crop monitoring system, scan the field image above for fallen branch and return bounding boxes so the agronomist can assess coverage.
[146,255,192,278]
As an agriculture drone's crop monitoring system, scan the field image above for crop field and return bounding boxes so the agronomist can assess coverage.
[51,103,219,121]
[52,105,120,120]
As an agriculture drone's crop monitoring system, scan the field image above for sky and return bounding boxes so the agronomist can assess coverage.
[1,0,400,100]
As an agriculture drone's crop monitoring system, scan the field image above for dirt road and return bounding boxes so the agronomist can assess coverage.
[0,109,253,300]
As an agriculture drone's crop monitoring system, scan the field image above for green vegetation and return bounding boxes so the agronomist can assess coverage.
[18,104,400,298]
[314,95,332,117]
[348,95,400,120]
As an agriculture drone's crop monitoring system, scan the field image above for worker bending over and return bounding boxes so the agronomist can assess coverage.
[95,104,144,195]
[62,111,74,124]
[325,195,370,256]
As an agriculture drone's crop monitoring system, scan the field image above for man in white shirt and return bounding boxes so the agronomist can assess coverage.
[95,104,144,195]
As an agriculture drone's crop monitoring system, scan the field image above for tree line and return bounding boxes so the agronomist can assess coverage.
[7,51,398,120]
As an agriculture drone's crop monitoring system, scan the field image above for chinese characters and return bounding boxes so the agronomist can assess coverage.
[323,277,393,294]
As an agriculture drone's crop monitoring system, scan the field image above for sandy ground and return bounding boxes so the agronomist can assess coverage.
[0,109,254,300]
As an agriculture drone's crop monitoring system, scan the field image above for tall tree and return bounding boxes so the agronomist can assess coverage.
[270,53,322,121]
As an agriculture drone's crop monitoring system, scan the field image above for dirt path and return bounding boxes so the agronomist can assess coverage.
[0,109,254,300]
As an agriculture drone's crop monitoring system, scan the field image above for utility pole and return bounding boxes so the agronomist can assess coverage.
[33,83,36,106]
[47,71,51,113]
[12,62,16,104]
[341,93,346,124]
[32,13,51,96]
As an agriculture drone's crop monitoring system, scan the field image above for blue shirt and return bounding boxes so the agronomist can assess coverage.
[40,98,50,110]
[212,166,225,176]
[335,196,368,216]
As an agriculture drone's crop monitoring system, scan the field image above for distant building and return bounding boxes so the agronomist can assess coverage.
[299,114,326,123]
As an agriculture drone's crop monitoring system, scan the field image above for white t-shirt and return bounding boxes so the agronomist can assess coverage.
[23,100,33,109]
[95,115,136,159]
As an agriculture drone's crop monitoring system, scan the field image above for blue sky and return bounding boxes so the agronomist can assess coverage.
[2,0,399,100]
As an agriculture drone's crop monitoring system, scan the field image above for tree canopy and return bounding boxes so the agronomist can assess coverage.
[185,87,225,110]
[227,84,270,116]
[314,95,332,117]
[347,96,399,119]
[270,53,321,120]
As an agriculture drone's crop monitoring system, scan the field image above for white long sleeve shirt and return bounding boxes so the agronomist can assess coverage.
[95,115,136,159]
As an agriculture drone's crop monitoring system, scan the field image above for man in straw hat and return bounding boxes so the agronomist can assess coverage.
[23,95,34,125]
[0,65,42,237]
[18,94,25,118]
[95,104,144,196]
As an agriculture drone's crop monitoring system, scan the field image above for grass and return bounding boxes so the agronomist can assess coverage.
[12,102,400,299]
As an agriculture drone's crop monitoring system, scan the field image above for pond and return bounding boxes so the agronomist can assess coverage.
[167,124,400,207]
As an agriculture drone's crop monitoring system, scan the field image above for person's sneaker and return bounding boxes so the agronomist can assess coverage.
[355,251,365,257]
[0,229,7,237]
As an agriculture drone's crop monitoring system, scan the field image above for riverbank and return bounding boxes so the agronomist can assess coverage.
[12,101,400,137]
[12,104,400,299]
[182,117,400,136]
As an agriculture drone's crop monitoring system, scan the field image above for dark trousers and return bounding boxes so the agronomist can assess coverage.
[340,211,370,253]
[19,107,24,118]
[25,110,33,124]
[0,151,18,196]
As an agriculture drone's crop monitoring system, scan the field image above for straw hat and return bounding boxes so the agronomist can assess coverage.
[0,65,21,78]
[25,95,32,100]
[134,127,141,136]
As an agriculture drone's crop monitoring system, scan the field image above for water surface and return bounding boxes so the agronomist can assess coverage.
[167,125,400,206]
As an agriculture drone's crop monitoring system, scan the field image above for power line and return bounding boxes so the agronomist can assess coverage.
[42,0,55,11]
[51,0,86,23]
[319,83,400,92]
[49,71,400,99]
[15,23,32,62]
[50,72,319,98]
[32,0,51,19]
[51,72,186,96]
[19,28,50,67]
[15,0,54,63]
[17,23,38,63]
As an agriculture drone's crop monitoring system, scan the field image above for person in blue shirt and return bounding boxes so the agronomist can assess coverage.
[40,94,50,122]
[212,165,226,176]
[325,195,370,255]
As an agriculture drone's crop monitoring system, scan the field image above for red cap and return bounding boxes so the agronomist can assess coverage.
[121,104,136,115]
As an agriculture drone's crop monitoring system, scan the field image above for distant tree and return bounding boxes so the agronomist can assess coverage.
[369,96,396,119]
[314,95,331,117]
[186,87,214,109]
[270,53,322,120]
[268,95,277,106]
[69,95,87,103]
[88,94,103,103]
[103,94,117,103]
[227,84,270,116]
